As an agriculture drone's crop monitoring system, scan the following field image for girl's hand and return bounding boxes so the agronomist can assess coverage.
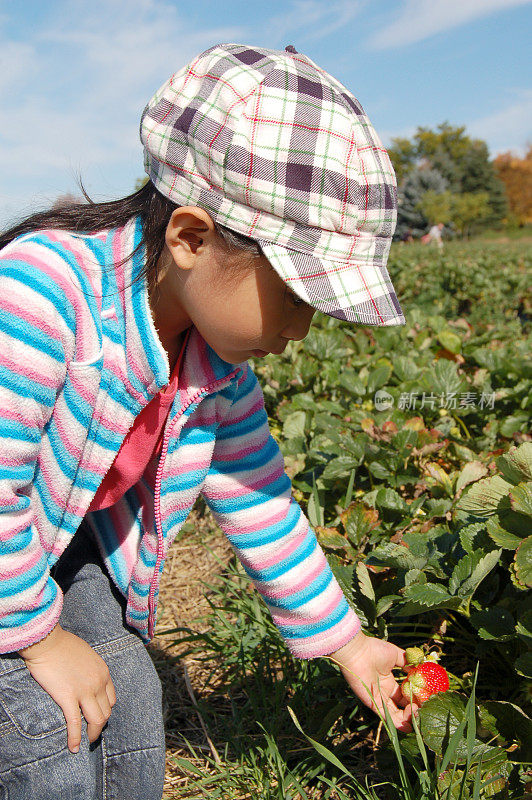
[18,624,117,753]
[327,630,418,732]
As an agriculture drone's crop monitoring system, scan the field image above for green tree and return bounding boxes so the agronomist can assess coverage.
[415,122,472,190]
[451,191,490,238]
[387,137,417,185]
[417,189,453,226]
[395,166,448,239]
[458,140,508,223]
[389,122,507,229]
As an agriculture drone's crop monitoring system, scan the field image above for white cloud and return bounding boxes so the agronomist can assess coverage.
[266,0,364,45]
[467,89,532,156]
[0,40,38,97]
[369,0,532,49]
[40,0,244,111]
[0,0,247,220]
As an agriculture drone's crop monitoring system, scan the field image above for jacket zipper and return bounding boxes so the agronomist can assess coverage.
[147,370,239,638]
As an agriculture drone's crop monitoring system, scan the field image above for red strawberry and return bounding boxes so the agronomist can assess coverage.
[401,661,449,705]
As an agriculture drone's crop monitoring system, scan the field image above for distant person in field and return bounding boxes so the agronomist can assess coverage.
[401,227,414,244]
[424,221,445,250]
[0,43,413,799]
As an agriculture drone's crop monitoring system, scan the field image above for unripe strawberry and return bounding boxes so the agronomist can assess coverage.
[404,646,425,666]
[401,661,449,705]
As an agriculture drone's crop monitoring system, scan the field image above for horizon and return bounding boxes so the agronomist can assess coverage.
[0,0,530,227]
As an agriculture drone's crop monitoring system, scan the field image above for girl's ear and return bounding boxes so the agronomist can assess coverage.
[165,206,217,269]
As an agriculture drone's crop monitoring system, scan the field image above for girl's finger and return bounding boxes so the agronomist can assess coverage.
[394,647,407,669]
[389,680,408,707]
[60,697,83,753]
[384,698,413,732]
[106,679,117,707]
[96,690,113,722]
[81,694,110,743]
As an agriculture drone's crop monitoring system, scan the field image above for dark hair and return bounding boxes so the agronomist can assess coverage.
[0,180,262,295]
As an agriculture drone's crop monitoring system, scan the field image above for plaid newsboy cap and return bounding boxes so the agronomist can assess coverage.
[140,43,405,326]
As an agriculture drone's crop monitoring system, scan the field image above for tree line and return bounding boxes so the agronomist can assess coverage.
[388,122,532,239]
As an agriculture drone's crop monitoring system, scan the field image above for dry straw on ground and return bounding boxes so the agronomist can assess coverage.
[147,507,234,798]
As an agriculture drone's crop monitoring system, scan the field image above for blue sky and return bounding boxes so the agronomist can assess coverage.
[0,0,530,226]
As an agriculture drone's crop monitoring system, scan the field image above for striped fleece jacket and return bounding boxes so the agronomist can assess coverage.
[0,217,361,658]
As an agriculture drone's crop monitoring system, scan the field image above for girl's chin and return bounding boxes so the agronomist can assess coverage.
[207,343,271,363]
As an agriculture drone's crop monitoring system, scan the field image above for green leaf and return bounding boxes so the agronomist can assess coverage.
[402,582,452,606]
[368,460,393,480]
[338,371,366,396]
[458,549,502,598]
[282,411,306,439]
[393,356,420,382]
[355,561,375,603]
[459,521,488,554]
[289,393,316,412]
[321,456,360,481]
[341,502,380,547]
[376,595,398,616]
[457,475,513,517]
[404,568,425,586]
[469,608,515,641]
[499,414,529,437]
[496,442,532,484]
[437,329,462,354]
[281,436,306,456]
[486,516,525,549]
[367,363,392,393]
[327,557,356,608]
[449,551,482,595]
[480,701,532,762]
[316,528,349,550]
[425,462,454,496]
[425,497,452,517]
[393,428,419,455]
[509,481,532,517]
[515,609,532,647]
[514,652,532,678]
[314,412,345,431]
[319,399,345,416]
[453,443,479,462]
[366,541,428,571]
[419,692,499,765]
[428,359,464,397]
[514,535,532,588]
[395,597,462,616]
[375,488,408,514]
[455,461,489,496]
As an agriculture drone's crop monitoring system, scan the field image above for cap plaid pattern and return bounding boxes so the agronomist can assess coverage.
[141,43,405,326]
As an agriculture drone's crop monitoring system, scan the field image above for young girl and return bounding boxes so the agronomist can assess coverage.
[0,43,415,799]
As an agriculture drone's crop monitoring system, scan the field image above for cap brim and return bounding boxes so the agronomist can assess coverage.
[257,240,406,326]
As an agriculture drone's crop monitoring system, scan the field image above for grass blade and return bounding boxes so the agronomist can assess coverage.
[345,468,356,508]
[287,705,357,781]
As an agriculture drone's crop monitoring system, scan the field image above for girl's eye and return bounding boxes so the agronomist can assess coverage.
[289,292,304,307]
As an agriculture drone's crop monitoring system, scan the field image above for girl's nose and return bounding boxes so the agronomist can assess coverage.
[282,306,316,342]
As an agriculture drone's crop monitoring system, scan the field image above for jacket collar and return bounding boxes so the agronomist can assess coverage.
[104,217,242,401]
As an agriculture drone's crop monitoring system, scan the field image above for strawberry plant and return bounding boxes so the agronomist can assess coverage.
[166,238,532,798]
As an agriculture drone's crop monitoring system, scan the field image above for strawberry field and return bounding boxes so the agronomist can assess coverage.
[163,237,532,799]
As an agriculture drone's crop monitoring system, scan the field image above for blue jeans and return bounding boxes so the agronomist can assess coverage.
[0,522,166,799]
